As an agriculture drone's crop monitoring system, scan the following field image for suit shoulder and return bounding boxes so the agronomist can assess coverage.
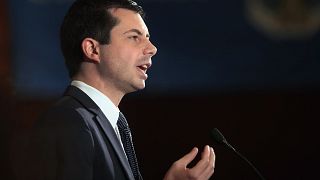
[36,96,92,130]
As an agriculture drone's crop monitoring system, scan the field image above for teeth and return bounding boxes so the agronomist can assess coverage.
[139,65,147,70]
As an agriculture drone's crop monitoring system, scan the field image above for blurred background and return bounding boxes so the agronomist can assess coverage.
[1,0,320,179]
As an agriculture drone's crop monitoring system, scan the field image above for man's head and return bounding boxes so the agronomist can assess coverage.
[60,0,145,78]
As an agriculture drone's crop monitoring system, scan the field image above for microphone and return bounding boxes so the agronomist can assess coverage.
[210,128,266,180]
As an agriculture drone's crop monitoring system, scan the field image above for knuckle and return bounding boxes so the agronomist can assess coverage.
[172,161,180,168]
[211,162,216,169]
[187,171,199,180]
[209,161,215,169]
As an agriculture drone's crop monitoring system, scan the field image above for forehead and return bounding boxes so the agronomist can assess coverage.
[109,8,149,35]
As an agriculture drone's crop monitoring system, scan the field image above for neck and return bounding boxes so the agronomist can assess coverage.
[72,75,125,107]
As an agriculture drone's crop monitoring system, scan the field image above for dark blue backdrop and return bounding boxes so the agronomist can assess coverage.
[8,0,320,97]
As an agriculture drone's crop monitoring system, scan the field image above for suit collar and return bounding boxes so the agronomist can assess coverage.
[64,85,100,115]
[64,86,135,180]
[70,80,119,129]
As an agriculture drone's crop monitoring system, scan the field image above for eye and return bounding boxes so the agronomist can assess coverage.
[129,35,139,41]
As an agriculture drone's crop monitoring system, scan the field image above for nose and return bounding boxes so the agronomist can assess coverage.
[144,40,157,57]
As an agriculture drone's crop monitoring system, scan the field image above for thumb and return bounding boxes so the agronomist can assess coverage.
[178,147,199,166]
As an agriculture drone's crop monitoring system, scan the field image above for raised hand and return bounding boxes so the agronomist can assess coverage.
[163,145,215,180]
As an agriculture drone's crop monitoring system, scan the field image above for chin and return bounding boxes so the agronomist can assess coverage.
[135,83,146,90]
[127,82,146,93]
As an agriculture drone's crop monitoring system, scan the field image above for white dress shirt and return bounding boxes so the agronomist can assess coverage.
[71,80,124,148]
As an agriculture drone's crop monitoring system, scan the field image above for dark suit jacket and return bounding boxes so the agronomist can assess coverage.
[28,86,135,180]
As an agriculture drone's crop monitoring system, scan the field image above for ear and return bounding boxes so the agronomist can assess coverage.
[81,38,100,63]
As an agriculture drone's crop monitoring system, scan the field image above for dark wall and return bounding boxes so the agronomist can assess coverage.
[120,92,320,180]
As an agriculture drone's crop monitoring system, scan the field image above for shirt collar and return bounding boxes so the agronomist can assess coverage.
[71,80,119,129]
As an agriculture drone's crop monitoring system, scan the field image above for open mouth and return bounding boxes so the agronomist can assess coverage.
[137,65,148,73]
[137,63,151,79]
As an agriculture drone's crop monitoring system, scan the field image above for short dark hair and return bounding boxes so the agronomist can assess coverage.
[60,0,144,78]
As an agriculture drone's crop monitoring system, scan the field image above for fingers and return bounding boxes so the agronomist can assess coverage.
[192,145,210,169]
[163,147,199,180]
[187,145,215,179]
[178,147,199,165]
[164,146,215,180]
[187,145,210,176]
[199,147,216,179]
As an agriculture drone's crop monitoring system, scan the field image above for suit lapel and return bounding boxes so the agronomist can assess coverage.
[64,86,135,180]
[94,113,135,180]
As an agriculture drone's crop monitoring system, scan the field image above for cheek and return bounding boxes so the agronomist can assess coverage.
[103,44,141,71]
[118,49,140,65]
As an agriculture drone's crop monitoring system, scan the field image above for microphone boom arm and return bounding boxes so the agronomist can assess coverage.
[211,128,266,180]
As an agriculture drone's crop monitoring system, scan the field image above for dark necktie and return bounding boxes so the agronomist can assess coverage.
[117,112,142,180]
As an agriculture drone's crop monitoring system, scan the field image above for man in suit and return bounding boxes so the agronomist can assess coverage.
[29,0,215,179]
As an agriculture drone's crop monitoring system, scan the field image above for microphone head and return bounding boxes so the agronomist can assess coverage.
[210,128,227,144]
[210,128,236,151]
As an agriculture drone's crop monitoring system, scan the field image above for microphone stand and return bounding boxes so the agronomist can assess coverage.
[211,128,266,180]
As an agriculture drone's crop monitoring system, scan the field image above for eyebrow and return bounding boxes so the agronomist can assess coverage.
[123,29,150,38]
